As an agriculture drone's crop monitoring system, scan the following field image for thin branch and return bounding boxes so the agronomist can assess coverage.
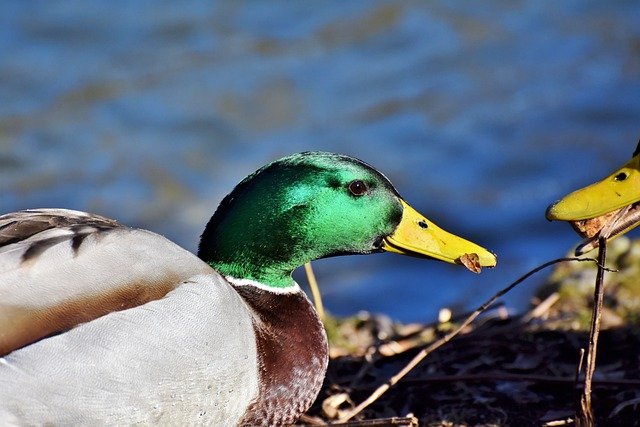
[577,237,608,425]
[338,256,602,423]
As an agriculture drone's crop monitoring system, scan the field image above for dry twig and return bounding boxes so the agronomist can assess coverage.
[337,256,605,423]
[577,237,608,425]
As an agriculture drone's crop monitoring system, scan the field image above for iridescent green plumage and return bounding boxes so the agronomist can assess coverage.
[199,152,402,287]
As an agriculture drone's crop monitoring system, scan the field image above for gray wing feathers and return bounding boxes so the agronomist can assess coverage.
[0,208,215,355]
[0,209,121,263]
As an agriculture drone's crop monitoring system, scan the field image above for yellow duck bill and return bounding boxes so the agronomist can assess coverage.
[382,200,497,272]
[546,154,640,221]
[546,145,640,254]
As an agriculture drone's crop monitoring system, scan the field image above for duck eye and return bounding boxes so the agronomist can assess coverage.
[348,180,368,196]
[614,172,628,181]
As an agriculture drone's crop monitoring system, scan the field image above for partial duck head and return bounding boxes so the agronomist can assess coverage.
[199,152,496,288]
[547,140,640,254]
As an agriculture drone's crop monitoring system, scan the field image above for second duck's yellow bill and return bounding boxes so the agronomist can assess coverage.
[383,200,497,271]
[547,153,640,222]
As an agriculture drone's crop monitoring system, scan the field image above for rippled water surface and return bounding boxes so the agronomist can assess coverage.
[2,1,640,321]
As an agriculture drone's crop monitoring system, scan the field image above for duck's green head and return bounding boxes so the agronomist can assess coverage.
[547,141,640,254]
[199,152,496,288]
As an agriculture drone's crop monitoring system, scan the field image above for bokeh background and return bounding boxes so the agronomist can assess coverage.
[2,1,639,322]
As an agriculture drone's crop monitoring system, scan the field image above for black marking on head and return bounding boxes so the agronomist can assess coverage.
[634,139,640,157]
[325,176,342,189]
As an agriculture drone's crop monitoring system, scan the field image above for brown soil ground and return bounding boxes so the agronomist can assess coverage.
[299,237,640,426]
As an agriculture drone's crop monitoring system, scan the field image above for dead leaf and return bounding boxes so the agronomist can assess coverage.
[570,209,620,238]
[458,253,482,273]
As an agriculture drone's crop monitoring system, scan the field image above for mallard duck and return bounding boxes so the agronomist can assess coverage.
[0,151,496,426]
[547,141,640,254]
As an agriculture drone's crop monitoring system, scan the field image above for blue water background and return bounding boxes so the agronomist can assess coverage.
[2,1,640,322]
